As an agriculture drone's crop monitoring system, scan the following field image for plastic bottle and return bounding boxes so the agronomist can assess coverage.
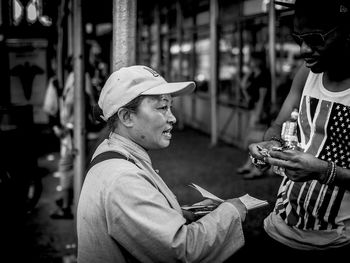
[281,108,299,150]
[273,108,300,176]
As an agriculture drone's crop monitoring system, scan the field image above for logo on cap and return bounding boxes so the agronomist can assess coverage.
[143,66,160,77]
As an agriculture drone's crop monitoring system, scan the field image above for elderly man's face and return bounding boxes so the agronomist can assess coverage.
[130,94,176,150]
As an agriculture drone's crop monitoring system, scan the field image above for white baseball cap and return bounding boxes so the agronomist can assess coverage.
[98,65,195,121]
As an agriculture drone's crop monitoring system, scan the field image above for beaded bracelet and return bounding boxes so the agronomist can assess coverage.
[269,136,285,146]
[322,161,336,185]
[323,161,332,183]
[326,162,336,185]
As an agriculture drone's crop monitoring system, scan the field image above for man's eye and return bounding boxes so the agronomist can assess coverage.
[159,106,167,110]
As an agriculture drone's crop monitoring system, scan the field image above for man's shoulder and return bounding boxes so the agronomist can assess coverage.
[294,66,310,84]
[289,66,310,94]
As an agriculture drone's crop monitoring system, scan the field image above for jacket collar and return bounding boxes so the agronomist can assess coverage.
[107,132,152,165]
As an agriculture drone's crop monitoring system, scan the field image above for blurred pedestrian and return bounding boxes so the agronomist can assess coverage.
[43,55,62,159]
[77,65,248,263]
[50,56,96,219]
[49,56,75,219]
[43,56,62,129]
[86,40,108,137]
[244,0,350,261]
[236,51,271,179]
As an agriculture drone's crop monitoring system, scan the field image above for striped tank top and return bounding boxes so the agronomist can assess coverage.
[264,71,350,249]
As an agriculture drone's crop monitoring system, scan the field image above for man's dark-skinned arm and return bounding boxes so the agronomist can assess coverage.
[249,65,309,156]
[264,66,310,141]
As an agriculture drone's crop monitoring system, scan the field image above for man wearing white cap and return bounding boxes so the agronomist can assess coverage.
[77,65,247,263]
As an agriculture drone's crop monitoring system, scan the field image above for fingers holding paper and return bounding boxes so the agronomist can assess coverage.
[193,199,218,206]
[184,183,269,223]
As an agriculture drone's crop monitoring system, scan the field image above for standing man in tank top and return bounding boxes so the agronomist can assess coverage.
[237,0,350,261]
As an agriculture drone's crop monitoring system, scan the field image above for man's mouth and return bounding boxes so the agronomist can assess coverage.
[163,127,173,138]
[304,58,318,68]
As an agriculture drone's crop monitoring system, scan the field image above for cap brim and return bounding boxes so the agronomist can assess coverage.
[141,81,196,97]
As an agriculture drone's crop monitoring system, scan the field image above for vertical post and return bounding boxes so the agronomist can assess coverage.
[113,0,137,71]
[210,0,218,146]
[176,0,183,80]
[237,3,244,143]
[176,0,184,130]
[190,1,197,124]
[268,0,276,107]
[154,3,161,71]
[56,0,65,89]
[237,3,243,106]
[68,0,73,57]
[0,0,10,104]
[147,25,152,66]
[136,15,142,65]
[164,8,171,80]
[72,0,85,216]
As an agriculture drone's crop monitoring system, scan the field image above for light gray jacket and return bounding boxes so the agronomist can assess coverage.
[77,133,244,263]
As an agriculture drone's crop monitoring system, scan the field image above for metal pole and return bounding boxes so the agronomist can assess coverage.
[113,0,137,71]
[176,0,185,130]
[56,0,65,89]
[269,0,277,107]
[237,3,243,107]
[73,0,85,215]
[68,0,73,57]
[164,8,171,80]
[190,1,197,125]
[210,0,218,146]
[154,3,161,71]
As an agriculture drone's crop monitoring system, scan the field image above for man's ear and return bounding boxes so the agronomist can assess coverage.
[117,108,134,127]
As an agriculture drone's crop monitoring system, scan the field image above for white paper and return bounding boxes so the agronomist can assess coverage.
[190,183,224,203]
[190,183,268,210]
[238,194,269,210]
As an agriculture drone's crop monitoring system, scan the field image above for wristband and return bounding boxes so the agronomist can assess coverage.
[321,161,336,185]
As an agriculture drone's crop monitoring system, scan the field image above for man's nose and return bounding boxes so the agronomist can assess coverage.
[300,41,313,54]
[168,110,176,124]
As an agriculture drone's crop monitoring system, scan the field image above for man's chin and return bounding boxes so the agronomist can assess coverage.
[152,141,170,150]
[162,141,171,148]
[304,61,324,74]
[307,64,324,74]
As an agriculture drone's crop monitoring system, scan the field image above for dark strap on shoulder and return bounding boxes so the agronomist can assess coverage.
[86,151,135,174]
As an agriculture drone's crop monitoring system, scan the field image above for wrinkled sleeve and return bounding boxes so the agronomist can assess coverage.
[104,166,244,263]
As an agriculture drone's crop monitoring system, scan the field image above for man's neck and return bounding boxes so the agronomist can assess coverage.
[323,70,350,92]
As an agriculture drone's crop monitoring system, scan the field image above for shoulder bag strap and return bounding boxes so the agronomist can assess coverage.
[86,151,136,174]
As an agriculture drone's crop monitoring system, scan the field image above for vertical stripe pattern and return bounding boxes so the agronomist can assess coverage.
[275,96,349,230]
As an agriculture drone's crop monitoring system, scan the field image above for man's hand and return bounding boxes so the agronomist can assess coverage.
[265,149,328,182]
[182,209,197,224]
[248,140,281,171]
[181,199,219,224]
[192,199,217,206]
[226,198,247,222]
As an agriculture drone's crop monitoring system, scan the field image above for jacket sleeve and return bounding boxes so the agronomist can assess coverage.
[104,166,244,263]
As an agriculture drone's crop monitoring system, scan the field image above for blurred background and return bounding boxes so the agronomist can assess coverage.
[0,0,299,262]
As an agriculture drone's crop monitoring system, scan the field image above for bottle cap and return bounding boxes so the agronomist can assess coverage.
[291,109,299,120]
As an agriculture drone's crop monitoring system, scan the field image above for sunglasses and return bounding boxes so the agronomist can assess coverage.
[291,26,338,47]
